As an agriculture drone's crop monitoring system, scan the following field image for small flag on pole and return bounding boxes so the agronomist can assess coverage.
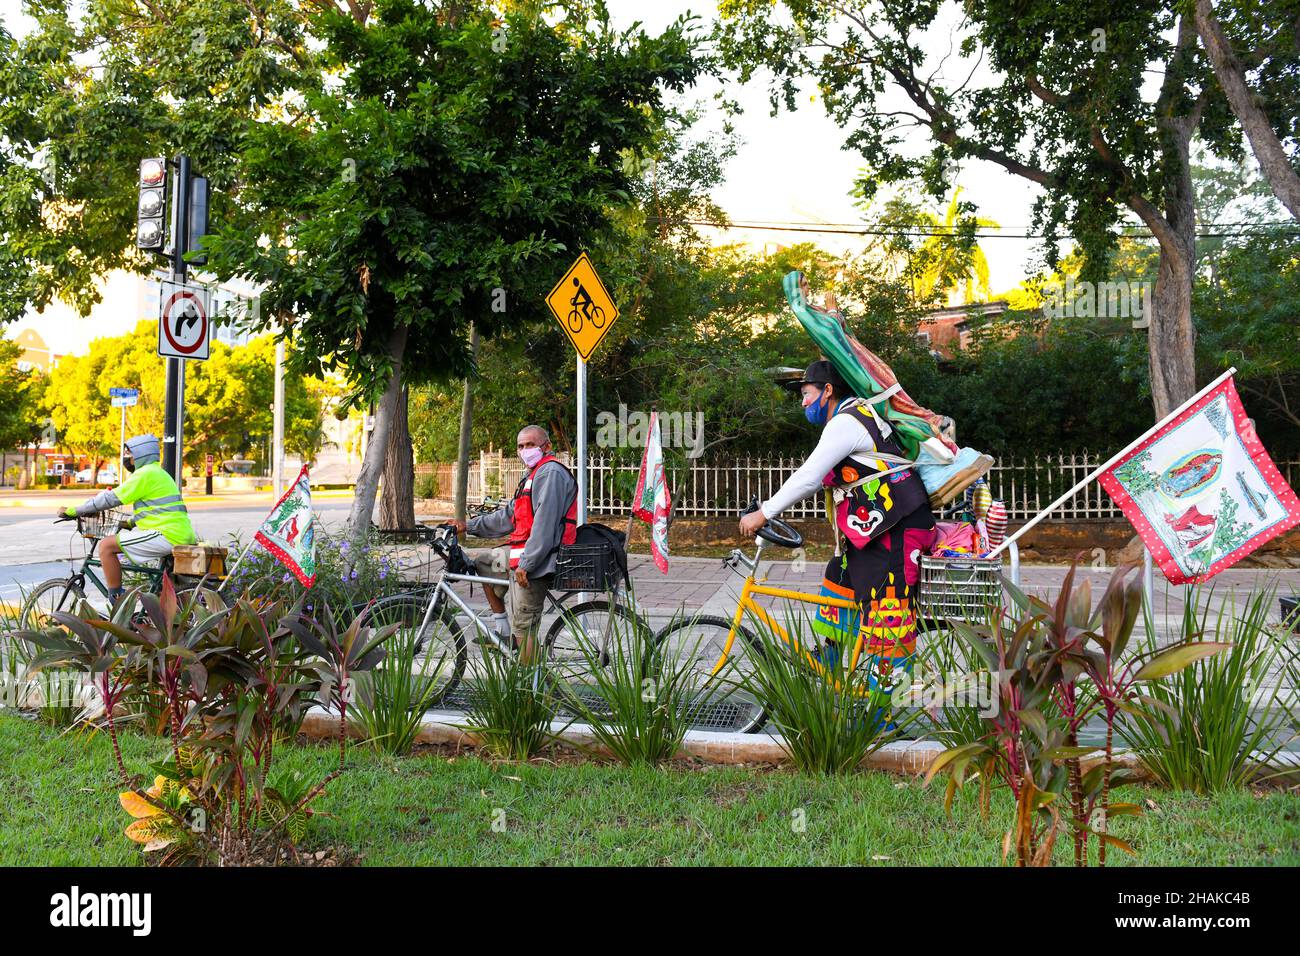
[253,465,317,586]
[1098,374,1300,584]
[632,411,672,574]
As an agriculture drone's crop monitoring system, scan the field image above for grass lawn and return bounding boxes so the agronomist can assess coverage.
[1,713,1296,866]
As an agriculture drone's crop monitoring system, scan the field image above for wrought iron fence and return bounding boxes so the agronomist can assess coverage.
[420,452,1300,523]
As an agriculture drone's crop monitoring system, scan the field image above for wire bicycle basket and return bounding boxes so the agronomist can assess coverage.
[916,554,1004,622]
[372,526,441,587]
[78,509,129,541]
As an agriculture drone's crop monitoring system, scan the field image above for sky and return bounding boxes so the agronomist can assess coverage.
[6,0,1051,357]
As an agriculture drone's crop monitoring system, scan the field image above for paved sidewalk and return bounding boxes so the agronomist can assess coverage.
[620,553,1300,624]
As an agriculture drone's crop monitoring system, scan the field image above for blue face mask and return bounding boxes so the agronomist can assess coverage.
[804,387,830,426]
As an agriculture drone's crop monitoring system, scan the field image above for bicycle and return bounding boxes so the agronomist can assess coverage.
[653,498,1020,733]
[25,510,212,625]
[353,523,652,709]
[566,294,605,332]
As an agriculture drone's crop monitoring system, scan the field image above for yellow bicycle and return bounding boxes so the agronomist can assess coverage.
[654,499,1014,733]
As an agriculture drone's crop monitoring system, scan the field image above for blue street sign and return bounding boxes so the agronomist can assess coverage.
[110,387,139,408]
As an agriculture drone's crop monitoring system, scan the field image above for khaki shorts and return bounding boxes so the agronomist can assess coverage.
[468,547,552,640]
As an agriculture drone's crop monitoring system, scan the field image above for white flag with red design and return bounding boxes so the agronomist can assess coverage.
[1098,375,1300,584]
[254,465,317,586]
[632,411,671,574]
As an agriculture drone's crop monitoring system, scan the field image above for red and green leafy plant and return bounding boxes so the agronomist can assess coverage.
[925,559,1229,866]
[18,577,394,865]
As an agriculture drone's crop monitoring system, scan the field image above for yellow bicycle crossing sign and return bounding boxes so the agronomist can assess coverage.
[545,252,619,361]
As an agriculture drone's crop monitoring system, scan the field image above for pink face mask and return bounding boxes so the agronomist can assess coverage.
[520,446,546,469]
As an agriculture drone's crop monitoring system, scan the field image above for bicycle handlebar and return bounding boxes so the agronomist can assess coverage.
[740,496,803,549]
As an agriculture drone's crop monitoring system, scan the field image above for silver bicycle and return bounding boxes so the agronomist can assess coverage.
[353,524,652,707]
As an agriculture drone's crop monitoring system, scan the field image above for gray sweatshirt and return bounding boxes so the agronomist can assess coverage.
[467,460,578,577]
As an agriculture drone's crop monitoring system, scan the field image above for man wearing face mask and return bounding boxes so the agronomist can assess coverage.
[55,433,198,605]
[738,361,937,718]
[451,424,578,662]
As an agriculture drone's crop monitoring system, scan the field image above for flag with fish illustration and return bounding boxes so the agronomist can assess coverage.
[1098,375,1300,584]
[632,411,671,573]
[254,465,317,586]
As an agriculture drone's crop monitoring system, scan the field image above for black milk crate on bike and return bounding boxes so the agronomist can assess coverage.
[917,554,1004,621]
[553,543,620,592]
[79,509,128,540]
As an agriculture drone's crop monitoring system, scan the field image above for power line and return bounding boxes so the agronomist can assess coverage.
[655,217,1300,241]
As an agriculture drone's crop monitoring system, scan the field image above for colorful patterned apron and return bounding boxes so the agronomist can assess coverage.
[809,402,937,716]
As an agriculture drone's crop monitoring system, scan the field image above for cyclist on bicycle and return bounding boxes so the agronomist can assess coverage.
[738,360,937,715]
[450,425,577,663]
[56,433,198,604]
[569,277,594,322]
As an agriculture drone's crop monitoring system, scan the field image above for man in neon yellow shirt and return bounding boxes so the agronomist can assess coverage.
[58,434,197,603]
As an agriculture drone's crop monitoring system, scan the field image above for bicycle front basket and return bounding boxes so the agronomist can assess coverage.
[372,526,439,587]
[80,509,129,540]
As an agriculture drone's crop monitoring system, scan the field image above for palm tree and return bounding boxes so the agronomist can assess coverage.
[908,188,998,306]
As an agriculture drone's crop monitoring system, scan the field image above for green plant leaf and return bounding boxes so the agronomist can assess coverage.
[1133,642,1233,681]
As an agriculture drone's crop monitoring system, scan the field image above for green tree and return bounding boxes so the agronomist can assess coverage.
[0,338,49,454]
[715,1,1245,420]
[46,321,323,473]
[0,1,312,322]
[200,1,705,536]
[1193,229,1300,446]
[853,187,998,307]
[1193,0,1300,220]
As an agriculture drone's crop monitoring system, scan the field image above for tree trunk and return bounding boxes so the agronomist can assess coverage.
[453,323,479,523]
[1195,0,1300,220]
[347,325,409,540]
[1131,14,1201,420]
[378,384,414,530]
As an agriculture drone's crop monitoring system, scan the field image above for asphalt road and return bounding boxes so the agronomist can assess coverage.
[0,493,356,603]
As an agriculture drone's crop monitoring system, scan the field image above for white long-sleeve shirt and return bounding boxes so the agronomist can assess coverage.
[761,408,886,519]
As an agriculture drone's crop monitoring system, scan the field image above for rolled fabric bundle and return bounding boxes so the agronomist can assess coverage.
[970,482,992,520]
[985,499,1008,549]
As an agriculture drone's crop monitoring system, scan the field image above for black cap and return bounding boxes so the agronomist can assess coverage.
[782,359,849,393]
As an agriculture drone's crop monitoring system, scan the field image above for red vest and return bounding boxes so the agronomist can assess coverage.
[508,455,578,569]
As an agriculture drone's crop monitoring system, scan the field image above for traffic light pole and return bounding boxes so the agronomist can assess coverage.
[161,155,191,486]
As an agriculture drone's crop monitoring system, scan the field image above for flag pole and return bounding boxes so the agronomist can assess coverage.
[223,538,257,583]
[984,367,1237,559]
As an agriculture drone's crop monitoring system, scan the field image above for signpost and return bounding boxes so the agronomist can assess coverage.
[109,388,138,481]
[545,252,619,523]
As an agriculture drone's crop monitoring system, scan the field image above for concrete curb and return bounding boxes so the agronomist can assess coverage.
[298,705,1154,777]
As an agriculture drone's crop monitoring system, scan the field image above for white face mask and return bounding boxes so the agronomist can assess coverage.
[520,446,546,468]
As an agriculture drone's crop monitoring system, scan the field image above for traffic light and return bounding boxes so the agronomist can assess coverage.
[137,158,167,251]
[187,175,210,265]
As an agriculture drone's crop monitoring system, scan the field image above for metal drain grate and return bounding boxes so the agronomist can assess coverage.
[435,685,761,734]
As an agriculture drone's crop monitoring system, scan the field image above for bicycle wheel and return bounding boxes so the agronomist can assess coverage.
[653,614,768,734]
[591,305,605,328]
[353,595,468,708]
[567,308,583,333]
[23,578,88,628]
[542,598,652,682]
